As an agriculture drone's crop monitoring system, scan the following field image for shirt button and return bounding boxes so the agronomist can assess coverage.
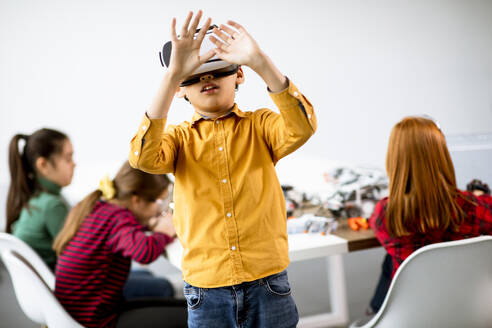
[134,151,139,156]
[141,125,147,131]
[308,114,312,119]
[222,179,227,184]
[293,91,299,97]
[231,246,236,251]
[218,147,223,151]
[226,212,232,217]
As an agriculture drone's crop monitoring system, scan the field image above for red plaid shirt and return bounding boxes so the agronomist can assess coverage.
[369,191,492,278]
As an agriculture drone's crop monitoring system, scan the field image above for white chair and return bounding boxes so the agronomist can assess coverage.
[0,249,84,328]
[350,235,492,328]
[0,232,55,289]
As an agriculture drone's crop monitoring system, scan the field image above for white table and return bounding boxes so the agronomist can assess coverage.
[166,233,360,328]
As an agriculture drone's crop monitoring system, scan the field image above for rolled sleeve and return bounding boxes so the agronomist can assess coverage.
[259,80,316,162]
[268,80,317,133]
[129,113,176,174]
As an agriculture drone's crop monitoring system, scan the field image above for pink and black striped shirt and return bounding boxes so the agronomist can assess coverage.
[54,200,173,328]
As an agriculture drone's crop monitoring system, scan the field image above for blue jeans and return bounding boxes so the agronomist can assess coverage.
[184,270,299,328]
[123,269,175,300]
[369,254,393,313]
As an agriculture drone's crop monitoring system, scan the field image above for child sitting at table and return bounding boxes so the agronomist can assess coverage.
[367,116,492,314]
[7,128,74,270]
[53,162,186,328]
[6,128,174,302]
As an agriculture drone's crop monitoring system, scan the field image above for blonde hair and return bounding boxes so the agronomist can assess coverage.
[385,117,465,237]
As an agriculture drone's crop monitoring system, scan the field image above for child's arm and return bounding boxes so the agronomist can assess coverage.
[211,22,316,163]
[129,11,215,173]
[106,211,173,264]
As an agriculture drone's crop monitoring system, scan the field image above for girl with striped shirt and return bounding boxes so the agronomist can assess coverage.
[53,162,186,327]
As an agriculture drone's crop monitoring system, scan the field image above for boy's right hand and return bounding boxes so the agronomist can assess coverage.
[146,10,214,119]
[167,10,216,81]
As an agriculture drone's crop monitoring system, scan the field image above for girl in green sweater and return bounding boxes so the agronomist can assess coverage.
[7,128,75,270]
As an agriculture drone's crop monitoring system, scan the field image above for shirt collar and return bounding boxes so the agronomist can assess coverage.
[36,176,62,195]
[190,104,247,127]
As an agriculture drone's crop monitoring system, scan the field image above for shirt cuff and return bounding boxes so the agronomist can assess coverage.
[267,77,290,94]
[268,79,316,130]
[143,112,167,137]
[153,231,174,247]
[268,78,306,109]
[129,113,167,166]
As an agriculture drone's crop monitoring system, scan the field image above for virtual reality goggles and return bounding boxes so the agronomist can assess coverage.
[178,65,239,87]
[159,25,238,87]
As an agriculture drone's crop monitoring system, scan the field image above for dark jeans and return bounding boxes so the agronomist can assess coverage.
[123,269,175,300]
[116,298,187,328]
[369,253,393,312]
[184,270,299,328]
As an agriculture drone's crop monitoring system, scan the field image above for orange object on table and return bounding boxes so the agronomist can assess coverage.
[348,218,360,231]
[356,217,369,230]
[348,217,369,231]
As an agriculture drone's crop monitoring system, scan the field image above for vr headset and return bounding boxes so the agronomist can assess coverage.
[159,25,239,87]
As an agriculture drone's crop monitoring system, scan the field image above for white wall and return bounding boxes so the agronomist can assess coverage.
[1,0,491,203]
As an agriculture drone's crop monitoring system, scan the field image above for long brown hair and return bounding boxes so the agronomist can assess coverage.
[6,129,68,232]
[53,162,170,255]
[385,116,465,237]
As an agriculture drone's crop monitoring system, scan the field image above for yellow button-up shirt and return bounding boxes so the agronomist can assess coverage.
[129,80,316,287]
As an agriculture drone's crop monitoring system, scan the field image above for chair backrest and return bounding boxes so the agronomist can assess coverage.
[358,235,492,328]
[0,232,55,289]
[0,249,84,328]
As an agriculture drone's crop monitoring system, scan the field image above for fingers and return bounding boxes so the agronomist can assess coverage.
[226,20,244,32]
[195,17,212,44]
[209,35,229,52]
[189,10,202,34]
[213,27,233,43]
[199,49,216,64]
[171,18,178,42]
[161,212,173,220]
[214,47,227,59]
[219,24,238,39]
[180,11,193,37]
[148,217,157,226]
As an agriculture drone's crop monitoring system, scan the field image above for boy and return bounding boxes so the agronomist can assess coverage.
[129,11,316,328]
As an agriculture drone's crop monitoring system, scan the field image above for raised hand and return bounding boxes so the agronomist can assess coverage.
[209,21,264,70]
[210,20,287,92]
[168,10,215,80]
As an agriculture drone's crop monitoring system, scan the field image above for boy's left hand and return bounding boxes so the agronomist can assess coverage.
[210,21,265,71]
[210,19,287,92]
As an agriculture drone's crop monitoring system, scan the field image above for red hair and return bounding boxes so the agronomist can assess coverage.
[385,117,465,236]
